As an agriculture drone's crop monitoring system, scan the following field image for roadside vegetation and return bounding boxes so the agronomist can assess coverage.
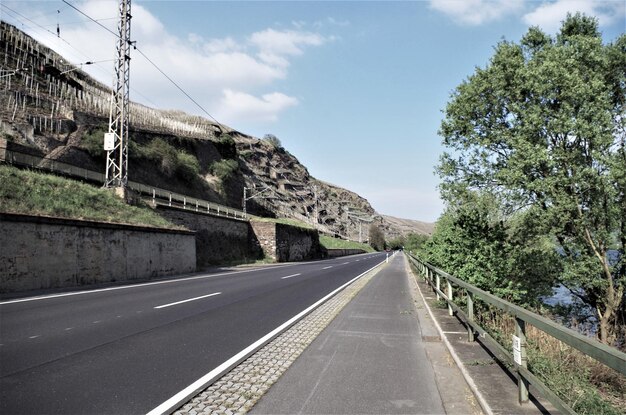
[319,235,374,252]
[0,164,178,228]
[417,14,625,414]
[368,224,386,251]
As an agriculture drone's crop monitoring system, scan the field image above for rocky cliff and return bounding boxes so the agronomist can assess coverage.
[0,22,432,240]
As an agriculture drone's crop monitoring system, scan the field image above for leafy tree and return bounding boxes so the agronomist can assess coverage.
[368,224,386,251]
[424,192,558,305]
[387,236,406,250]
[437,14,625,344]
[404,233,430,254]
[263,134,283,150]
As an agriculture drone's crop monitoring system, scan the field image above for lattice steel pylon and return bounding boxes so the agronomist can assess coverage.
[104,0,132,188]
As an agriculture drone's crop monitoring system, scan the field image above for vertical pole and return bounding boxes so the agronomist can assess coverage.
[243,187,247,218]
[435,273,441,301]
[447,279,453,316]
[515,317,529,404]
[467,291,475,342]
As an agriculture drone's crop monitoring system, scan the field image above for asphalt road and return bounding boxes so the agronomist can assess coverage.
[0,252,386,414]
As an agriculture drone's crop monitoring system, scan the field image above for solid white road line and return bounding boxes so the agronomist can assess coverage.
[154,292,221,309]
[146,259,387,415]
[281,274,302,280]
[0,266,295,306]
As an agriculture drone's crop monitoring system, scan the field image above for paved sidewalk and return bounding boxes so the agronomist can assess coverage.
[250,254,480,414]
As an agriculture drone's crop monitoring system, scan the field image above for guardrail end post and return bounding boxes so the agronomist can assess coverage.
[467,291,475,342]
[447,279,453,316]
[515,317,529,404]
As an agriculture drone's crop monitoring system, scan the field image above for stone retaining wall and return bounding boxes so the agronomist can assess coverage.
[250,221,323,262]
[0,212,196,293]
[156,206,262,267]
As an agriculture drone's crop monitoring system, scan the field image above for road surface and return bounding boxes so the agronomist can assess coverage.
[0,252,386,414]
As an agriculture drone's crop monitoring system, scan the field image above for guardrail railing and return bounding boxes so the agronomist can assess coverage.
[406,252,626,415]
[1,146,247,221]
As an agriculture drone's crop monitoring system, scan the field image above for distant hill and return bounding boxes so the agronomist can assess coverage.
[0,21,432,241]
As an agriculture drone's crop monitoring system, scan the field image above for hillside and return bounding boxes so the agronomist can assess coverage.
[0,21,432,240]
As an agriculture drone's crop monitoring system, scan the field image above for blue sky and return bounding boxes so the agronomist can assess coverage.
[2,1,625,222]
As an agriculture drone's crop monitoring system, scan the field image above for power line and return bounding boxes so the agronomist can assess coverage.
[2,3,166,111]
[1,4,73,45]
[61,0,117,38]
[61,0,223,127]
[133,47,222,126]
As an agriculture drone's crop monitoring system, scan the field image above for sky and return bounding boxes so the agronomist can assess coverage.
[2,0,625,222]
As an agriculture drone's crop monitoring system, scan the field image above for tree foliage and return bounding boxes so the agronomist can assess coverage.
[368,224,386,251]
[263,134,283,150]
[424,193,559,305]
[436,14,625,344]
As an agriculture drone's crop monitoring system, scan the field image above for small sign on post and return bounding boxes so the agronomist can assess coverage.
[512,335,522,365]
[103,133,115,151]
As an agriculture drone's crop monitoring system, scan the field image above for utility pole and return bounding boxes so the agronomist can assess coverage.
[104,0,132,192]
[243,185,272,218]
[311,184,319,224]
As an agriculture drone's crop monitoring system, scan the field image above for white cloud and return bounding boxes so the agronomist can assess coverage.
[430,0,524,25]
[6,0,329,126]
[523,0,626,32]
[250,28,330,67]
[217,90,299,123]
[203,37,242,54]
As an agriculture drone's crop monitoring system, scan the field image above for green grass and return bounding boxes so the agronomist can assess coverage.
[319,235,375,252]
[251,216,375,252]
[251,216,316,229]
[0,165,179,228]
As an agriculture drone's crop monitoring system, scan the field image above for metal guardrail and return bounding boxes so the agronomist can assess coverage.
[406,252,626,415]
[1,146,247,220]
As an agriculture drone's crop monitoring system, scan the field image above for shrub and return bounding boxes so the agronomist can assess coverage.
[81,126,107,158]
[210,159,238,181]
[176,151,201,182]
[214,134,237,159]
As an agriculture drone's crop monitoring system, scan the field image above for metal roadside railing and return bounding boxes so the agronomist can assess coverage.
[1,146,247,221]
[406,252,626,415]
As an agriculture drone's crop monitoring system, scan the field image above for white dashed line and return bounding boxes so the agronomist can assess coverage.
[155,292,221,309]
[322,266,333,270]
[28,335,40,339]
[281,273,302,280]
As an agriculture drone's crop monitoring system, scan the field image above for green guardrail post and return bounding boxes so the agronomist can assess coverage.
[514,317,529,404]
[447,279,453,316]
[467,291,475,342]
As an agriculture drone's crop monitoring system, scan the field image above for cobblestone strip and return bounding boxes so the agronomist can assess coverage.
[175,263,385,415]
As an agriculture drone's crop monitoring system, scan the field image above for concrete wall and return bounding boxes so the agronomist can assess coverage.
[250,221,323,262]
[0,213,196,293]
[157,206,263,267]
